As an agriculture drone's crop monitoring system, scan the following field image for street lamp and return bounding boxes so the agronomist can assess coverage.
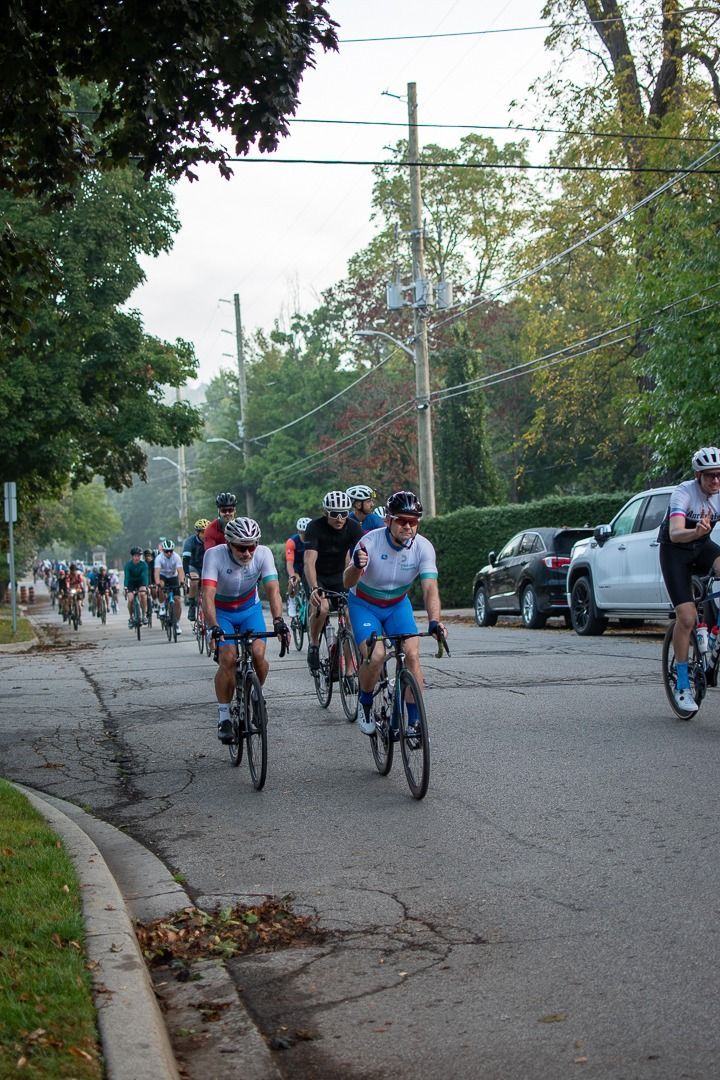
[354,329,415,359]
[152,456,190,535]
[354,329,436,516]
[206,437,243,453]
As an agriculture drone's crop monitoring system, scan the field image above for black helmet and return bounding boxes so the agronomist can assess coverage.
[385,491,423,518]
[130,547,142,555]
[216,492,237,508]
[143,548,153,557]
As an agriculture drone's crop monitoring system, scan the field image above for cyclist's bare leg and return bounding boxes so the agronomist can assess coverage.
[173,592,182,622]
[139,587,147,615]
[308,595,329,646]
[358,637,385,695]
[188,572,200,604]
[250,639,269,684]
[127,590,136,618]
[215,645,238,704]
[401,636,424,695]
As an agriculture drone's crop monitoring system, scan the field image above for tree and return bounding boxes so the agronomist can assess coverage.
[0,167,202,501]
[434,327,503,513]
[36,483,122,552]
[1,1,338,201]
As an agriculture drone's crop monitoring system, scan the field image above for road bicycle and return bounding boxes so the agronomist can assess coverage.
[69,589,83,631]
[193,591,209,655]
[312,591,361,721]
[364,631,449,800]
[110,586,119,615]
[217,629,288,790]
[95,590,108,625]
[662,574,720,719]
[129,592,143,641]
[160,584,180,643]
[290,583,309,652]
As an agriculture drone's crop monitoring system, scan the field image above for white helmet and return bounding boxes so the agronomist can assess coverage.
[322,490,352,512]
[346,484,376,502]
[161,539,175,552]
[224,517,261,543]
[296,517,312,532]
[692,447,720,472]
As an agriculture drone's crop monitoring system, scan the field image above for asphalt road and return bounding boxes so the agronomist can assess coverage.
[2,594,719,1080]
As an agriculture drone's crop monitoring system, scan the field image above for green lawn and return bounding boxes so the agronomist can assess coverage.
[0,781,102,1078]
[0,611,35,644]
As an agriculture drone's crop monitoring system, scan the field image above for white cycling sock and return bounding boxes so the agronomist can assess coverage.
[217,704,230,722]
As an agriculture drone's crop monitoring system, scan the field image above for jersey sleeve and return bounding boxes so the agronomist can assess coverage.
[417,537,438,579]
[285,537,297,564]
[668,485,691,520]
[201,547,220,586]
[259,547,279,582]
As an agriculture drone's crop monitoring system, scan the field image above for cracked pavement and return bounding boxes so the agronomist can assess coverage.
[3,597,720,1078]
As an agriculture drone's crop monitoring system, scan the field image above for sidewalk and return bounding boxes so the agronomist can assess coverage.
[10,785,282,1080]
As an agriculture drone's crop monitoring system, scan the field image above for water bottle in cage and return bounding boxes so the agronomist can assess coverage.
[696,621,709,656]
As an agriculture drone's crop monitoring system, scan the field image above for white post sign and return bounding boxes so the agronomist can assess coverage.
[4,482,17,633]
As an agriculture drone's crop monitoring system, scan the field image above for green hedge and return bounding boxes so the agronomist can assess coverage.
[267,492,633,609]
[418,492,632,609]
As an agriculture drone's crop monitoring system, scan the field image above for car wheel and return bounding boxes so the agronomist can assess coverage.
[570,575,608,636]
[473,586,497,627]
[521,585,547,629]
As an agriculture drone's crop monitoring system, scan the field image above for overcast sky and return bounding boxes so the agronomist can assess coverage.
[129,1,559,386]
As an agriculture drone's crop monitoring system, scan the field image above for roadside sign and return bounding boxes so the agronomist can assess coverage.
[4,481,17,523]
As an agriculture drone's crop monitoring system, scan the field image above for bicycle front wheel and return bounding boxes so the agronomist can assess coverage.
[397,670,430,799]
[370,676,394,776]
[338,631,361,722]
[165,605,174,642]
[100,598,107,625]
[228,694,244,767]
[134,599,142,640]
[196,616,205,654]
[661,624,706,719]
[245,673,268,790]
[314,631,333,708]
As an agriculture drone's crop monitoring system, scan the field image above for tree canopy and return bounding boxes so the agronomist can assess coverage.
[1,1,338,201]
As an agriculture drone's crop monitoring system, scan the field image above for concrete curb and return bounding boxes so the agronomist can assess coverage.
[13,784,182,1080]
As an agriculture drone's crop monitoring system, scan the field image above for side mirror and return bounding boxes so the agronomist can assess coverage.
[488,550,497,566]
[594,524,612,546]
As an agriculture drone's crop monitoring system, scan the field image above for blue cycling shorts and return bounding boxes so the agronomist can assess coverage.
[215,600,267,648]
[347,592,417,646]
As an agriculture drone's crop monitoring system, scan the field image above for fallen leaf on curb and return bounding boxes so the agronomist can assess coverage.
[574,1056,588,1064]
[68,1046,94,1061]
[538,1013,567,1023]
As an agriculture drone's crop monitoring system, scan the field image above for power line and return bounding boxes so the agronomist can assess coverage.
[426,139,720,339]
[339,18,646,44]
[291,118,715,144]
[228,156,720,175]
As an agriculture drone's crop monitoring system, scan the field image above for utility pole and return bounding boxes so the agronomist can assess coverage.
[233,293,255,517]
[407,82,436,518]
[175,387,189,536]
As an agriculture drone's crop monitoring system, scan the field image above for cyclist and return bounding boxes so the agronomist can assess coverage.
[303,491,363,673]
[202,517,290,743]
[154,539,185,634]
[124,547,150,626]
[56,568,70,618]
[182,518,210,621]
[659,446,720,713]
[343,490,447,734]
[67,563,86,615]
[346,484,385,533]
[204,492,237,550]
[285,516,311,618]
[94,566,112,616]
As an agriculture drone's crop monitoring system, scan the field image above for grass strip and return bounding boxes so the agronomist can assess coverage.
[0,615,35,644]
[0,781,102,1078]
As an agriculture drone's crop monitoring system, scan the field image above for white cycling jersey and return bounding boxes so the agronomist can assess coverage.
[202,544,278,613]
[658,479,720,545]
[155,551,183,579]
[349,527,437,607]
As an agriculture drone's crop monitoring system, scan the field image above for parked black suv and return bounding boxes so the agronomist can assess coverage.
[473,526,595,629]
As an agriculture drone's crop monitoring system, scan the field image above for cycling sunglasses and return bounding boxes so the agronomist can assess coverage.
[229,541,257,553]
[327,510,349,519]
[391,515,420,527]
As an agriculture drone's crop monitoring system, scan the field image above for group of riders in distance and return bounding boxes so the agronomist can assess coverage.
[39,445,720,790]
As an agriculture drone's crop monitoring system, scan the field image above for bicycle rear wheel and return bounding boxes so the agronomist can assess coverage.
[370,674,394,776]
[397,669,430,799]
[338,631,361,722]
[314,630,333,708]
[661,624,706,719]
[292,612,305,651]
[245,673,268,790]
[228,692,244,766]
